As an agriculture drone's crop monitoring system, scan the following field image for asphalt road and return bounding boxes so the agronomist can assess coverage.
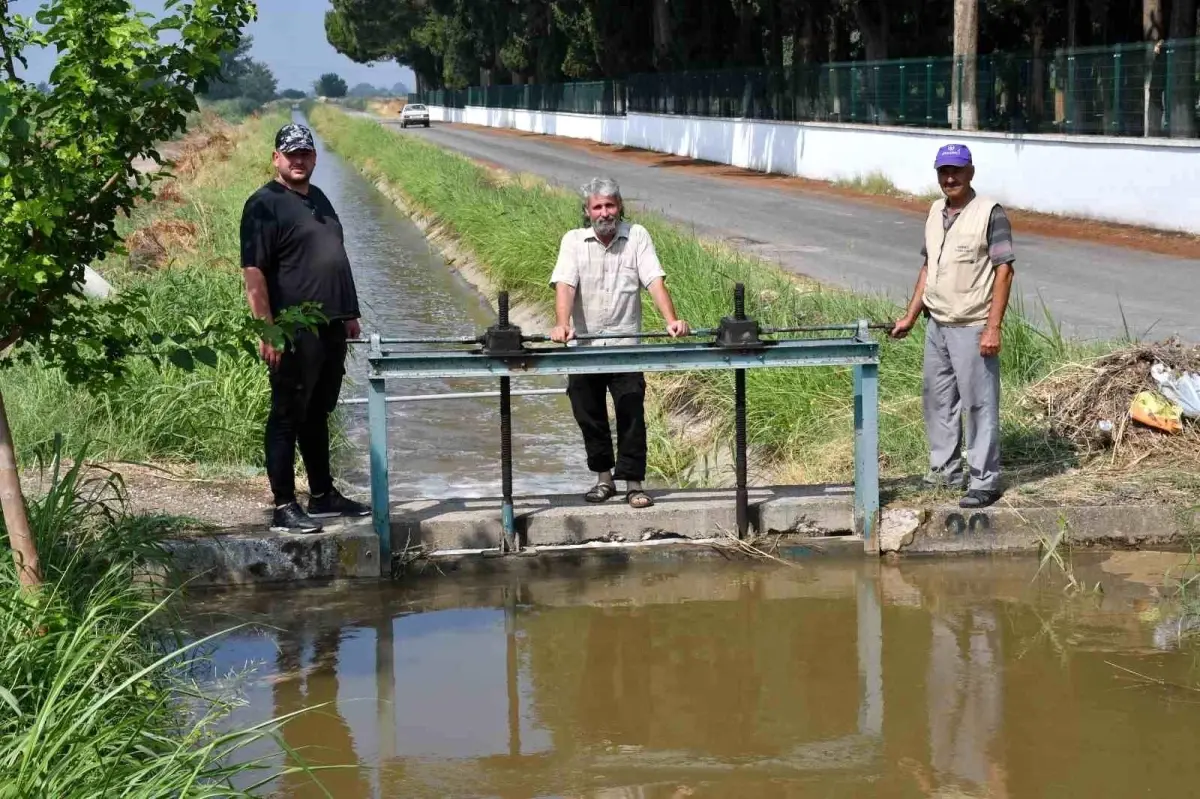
[380,118,1200,342]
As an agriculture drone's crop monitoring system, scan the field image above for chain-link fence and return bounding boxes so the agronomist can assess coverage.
[409,38,1200,137]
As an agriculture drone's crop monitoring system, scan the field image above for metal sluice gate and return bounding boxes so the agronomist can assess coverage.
[348,284,886,561]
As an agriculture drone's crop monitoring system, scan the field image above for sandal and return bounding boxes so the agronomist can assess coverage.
[959,489,1002,509]
[626,489,654,509]
[585,482,616,503]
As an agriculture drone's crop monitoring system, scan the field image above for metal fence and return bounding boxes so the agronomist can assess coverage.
[411,80,625,116]
[409,38,1200,137]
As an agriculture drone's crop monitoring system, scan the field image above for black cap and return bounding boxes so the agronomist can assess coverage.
[275,123,315,153]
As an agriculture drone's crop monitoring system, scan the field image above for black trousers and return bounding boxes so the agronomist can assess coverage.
[265,323,347,506]
[566,372,647,482]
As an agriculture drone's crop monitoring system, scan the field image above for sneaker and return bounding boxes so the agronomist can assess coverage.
[270,502,323,534]
[959,489,1002,509]
[307,488,371,519]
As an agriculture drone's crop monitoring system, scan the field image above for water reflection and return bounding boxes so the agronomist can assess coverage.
[188,555,1200,797]
[295,111,584,500]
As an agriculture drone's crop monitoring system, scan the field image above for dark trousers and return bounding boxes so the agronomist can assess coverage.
[566,372,647,482]
[266,323,347,506]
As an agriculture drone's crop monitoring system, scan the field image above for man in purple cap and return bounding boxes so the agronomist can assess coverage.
[890,143,1015,509]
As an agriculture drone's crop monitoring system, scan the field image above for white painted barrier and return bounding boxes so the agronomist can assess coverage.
[425,106,1200,235]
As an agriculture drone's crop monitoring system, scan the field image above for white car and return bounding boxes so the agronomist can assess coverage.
[400,103,430,128]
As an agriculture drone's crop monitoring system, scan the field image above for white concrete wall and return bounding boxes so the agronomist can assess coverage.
[428,105,619,141]
[424,106,1200,235]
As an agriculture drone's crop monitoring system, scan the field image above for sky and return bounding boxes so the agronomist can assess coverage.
[14,0,416,94]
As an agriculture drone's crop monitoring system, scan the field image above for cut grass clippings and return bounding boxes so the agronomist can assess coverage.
[2,110,292,470]
[308,104,1119,491]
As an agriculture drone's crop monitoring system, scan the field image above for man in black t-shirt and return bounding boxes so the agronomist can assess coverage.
[240,123,370,533]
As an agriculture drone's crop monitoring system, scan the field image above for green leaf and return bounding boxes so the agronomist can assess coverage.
[0,153,8,170]
[193,346,218,368]
[168,349,194,371]
[149,333,165,346]
[0,686,20,718]
[10,117,30,141]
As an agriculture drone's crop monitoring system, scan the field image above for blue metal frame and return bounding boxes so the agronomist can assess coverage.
[362,333,882,567]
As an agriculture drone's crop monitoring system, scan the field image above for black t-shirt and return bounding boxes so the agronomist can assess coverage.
[239,181,361,321]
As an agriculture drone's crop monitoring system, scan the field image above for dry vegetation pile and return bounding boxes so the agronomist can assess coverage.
[1026,340,1200,468]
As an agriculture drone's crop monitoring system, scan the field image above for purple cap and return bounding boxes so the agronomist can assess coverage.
[934,143,972,168]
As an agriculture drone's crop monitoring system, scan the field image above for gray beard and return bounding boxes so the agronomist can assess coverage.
[592,217,619,238]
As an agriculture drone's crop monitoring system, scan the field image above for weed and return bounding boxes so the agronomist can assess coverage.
[1034,514,1103,596]
[0,441,328,797]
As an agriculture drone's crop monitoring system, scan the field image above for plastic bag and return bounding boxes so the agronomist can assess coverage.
[1151,362,1200,418]
[1130,390,1183,434]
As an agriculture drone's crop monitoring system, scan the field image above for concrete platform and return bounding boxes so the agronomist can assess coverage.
[165,520,380,587]
[895,504,1194,555]
[392,484,856,552]
[164,486,1196,586]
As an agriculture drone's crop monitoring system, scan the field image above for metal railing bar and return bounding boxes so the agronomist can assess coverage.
[339,387,563,406]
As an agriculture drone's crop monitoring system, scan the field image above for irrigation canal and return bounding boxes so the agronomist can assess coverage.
[180,114,1200,797]
[302,112,583,500]
[188,554,1200,797]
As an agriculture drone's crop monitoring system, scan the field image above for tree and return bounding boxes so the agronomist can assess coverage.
[202,33,255,100]
[279,88,308,100]
[953,0,981,129]
[348,81,380,97]
[0,0,258,588]
[237,60,277,104]
[313,72,348,97]
[1143,0,1166,136]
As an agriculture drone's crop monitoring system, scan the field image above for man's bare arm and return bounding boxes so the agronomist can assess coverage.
[979,262,1014,357]
[243,267,280,368]
[647,278,689,336]
[986,263,1014,331]
[243,267,273,322]
[903,264,928,321]
[551,282,577,342]
[890,263,928,339]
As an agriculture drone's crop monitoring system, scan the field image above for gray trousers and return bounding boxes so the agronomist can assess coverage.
[922,320,1001,492]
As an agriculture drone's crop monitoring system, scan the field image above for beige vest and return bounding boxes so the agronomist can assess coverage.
[921,196,998,326]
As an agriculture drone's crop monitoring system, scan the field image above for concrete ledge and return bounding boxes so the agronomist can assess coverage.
[165,519,380,587]
[400,534,867,580]
[391,484,856,552]
[894,504,1196,555]
[163,489,1197,585]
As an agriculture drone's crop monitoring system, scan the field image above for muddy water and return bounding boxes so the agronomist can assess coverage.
[297,112,584,499]
[186,553,1200,798]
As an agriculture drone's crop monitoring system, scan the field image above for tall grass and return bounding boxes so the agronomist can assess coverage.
[1,110,293,469]
[0,441,320,797]
[309,105,1098,483]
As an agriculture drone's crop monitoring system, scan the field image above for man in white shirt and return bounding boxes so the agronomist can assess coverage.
[549,177,690,508]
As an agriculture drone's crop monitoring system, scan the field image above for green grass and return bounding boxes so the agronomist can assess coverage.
[309,105,1098,484]
[0,440,322,797]
[833,170,942,204]
[1,110,293,470]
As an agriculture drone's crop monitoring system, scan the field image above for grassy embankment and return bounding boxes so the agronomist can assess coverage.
[1,110,293,472]
[0,447,315,796]
[308,104,1102,491]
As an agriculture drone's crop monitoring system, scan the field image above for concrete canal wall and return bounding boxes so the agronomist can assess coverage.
[425,105,1200,235]
[168,488,1195,586]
